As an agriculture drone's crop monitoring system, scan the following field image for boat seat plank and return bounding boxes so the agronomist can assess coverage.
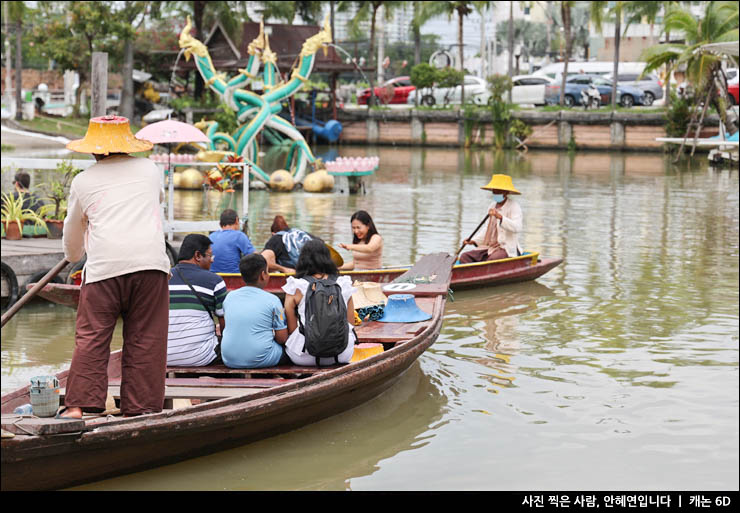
[165,364,336,377]
[108,377,298,388]
[1,414,87,436]
[61,386,271,401]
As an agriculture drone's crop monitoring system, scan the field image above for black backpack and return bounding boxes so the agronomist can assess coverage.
[298,275,350,365]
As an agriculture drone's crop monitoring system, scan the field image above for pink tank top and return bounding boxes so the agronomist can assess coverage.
[352,236,383,270]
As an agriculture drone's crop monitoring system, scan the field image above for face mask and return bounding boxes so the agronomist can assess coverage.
[492,193,505,203]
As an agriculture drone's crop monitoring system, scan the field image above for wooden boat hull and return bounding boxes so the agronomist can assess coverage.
[32,253,562,308]
[2,254,454,491]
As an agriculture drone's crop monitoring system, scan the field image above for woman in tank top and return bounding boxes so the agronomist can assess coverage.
[338,210,383,270]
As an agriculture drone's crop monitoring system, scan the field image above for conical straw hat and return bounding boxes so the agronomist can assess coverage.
[352,281,387,309]
[481,174,521,194]
[67,115,153,155]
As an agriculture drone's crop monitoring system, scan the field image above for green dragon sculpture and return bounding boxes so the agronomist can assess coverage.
[179,16,333,185]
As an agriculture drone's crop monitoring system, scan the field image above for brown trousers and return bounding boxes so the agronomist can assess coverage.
[459,247,509,264]
[65,270,169,416]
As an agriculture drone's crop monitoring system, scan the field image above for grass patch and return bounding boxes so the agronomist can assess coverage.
[1,144,15,151]
[16,115,142,138]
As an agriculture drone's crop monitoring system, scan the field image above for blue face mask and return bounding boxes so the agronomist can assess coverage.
[492,193,505,203]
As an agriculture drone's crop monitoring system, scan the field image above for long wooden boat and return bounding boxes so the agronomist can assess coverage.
[30,251,562,309]
[1,253,454,491]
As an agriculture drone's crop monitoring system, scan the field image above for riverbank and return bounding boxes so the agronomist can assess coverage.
[336,108,721,152]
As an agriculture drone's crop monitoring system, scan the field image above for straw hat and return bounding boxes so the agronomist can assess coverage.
[377,294,432,323]
[66,115,153,155]
[352,281,387,309]
[481,174,521,194]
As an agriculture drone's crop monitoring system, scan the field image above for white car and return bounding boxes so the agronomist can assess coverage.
[511,74,556,106]
[407,75,490,106]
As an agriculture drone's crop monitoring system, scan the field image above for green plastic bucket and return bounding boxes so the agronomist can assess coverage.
[29,376,60,417]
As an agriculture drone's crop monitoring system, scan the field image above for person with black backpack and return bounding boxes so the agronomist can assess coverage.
[282,239,357,366]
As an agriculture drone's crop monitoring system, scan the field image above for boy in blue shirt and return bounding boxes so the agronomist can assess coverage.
[209,209,255,273]
[221,253,290,368]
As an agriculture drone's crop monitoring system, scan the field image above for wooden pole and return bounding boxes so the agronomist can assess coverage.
[91,52,108,118]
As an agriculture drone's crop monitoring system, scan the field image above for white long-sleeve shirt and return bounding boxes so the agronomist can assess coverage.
[472,198,523,258]
[63,155,170,284]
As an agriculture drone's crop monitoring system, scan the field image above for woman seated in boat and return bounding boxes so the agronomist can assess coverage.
[460,174,523,264]
[261,215,316,273]
[338,210,383,270]
[282,239,356,366]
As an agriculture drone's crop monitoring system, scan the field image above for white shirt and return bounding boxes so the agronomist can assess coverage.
[472,198,523,258]
[63,155,170,283]
[281,275,357,366]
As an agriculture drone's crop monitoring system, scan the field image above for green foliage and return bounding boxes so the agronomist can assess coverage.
[663,91,693,138]
[509,119,533,141]
[39,161,83,220]
[486,75,513,149]
[409,63,437,90]
[1,191,47,232]
[486,74,513,103]
[436,67,464,89]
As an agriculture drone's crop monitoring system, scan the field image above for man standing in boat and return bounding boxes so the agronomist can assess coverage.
[57,116,171,419]
[460,174,523,263]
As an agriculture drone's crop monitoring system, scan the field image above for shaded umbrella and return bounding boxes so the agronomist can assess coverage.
[135,119,210,175]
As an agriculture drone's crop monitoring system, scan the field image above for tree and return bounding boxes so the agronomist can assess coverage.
[559,1,574,107]
[338,1,403,106]
[6,1,25,121]
[31,2,116,116]
[641,1,739,130]
[417,2,474,105]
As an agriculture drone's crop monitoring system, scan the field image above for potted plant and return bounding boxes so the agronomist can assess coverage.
[39,160,82,239]
[1,191,47,240]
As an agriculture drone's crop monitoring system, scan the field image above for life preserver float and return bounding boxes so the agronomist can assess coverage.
[1,261,19,313]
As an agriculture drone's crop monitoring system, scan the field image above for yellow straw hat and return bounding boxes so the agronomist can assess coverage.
[481,174,521,194]
[66,115,153,155]
[352,281,388,309]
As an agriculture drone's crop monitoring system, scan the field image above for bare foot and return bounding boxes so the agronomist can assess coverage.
[56,406,83,419]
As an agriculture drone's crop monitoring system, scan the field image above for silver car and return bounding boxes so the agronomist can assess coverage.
[608,72,663,106]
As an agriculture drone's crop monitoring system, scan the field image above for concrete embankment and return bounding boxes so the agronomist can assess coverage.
[336,108,721,151]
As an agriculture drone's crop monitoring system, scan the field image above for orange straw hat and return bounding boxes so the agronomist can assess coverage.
[481,174,521,194]
[66,115,153,155]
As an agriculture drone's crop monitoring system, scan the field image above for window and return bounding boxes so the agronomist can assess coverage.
[618,74,638,81]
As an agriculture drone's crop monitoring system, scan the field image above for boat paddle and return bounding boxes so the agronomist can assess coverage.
[1,258,69,328]
[454,213,491,260]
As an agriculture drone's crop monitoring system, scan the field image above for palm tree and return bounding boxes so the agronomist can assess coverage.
[641,1,739,129]
[559,1,574,108]
[337,1,402,106]
[418,2,474,105]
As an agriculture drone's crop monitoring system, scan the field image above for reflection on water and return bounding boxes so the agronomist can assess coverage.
[2,146,738,490]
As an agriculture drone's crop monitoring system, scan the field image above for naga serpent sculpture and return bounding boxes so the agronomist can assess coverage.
[179,15,332,185]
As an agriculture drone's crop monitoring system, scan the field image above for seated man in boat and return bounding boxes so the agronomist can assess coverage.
[220,253,290,368]
[261,215,317,273]
[209,209,255,274]
[460,174,523,264]
[167,234,228,367]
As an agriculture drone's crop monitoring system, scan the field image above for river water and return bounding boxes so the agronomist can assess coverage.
[2,146,738,490]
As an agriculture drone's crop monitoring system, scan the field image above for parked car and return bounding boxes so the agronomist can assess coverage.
[546,74,646,107]
[607,72,663,106]
[511,74,556,105]
[357,76,415,105]
[407,75,490,106]
[727,77,739,106]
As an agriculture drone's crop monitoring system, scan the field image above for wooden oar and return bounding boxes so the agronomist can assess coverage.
[1,259,69,328]
[455,213,490,259]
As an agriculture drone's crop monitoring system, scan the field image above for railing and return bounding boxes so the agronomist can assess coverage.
[0,157,250,241]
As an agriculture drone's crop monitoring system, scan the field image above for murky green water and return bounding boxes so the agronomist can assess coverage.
[2,146,738,490]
